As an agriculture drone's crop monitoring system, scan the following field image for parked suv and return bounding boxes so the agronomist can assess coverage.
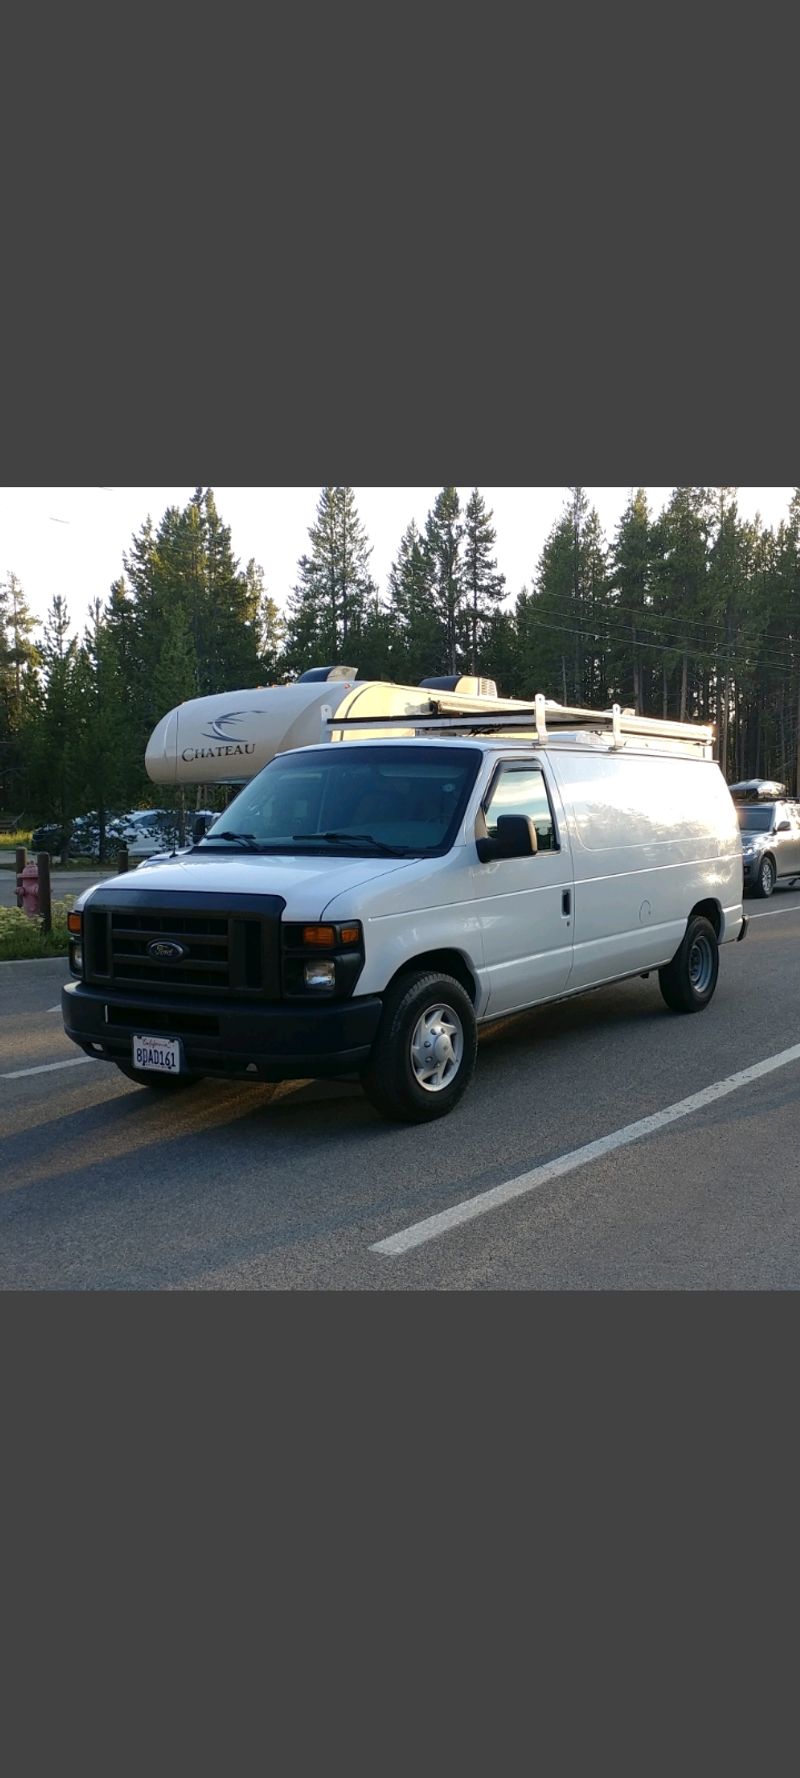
[730,781,800,898]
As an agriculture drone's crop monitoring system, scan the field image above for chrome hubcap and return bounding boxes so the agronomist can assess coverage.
[410,1003,464,1092]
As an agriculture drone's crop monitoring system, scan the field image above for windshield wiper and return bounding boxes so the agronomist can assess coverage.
[292,831,409,857]
[199,830,264,851]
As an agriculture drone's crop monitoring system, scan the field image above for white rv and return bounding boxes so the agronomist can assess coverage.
[63,688,747,1123]
[144,668,521,790]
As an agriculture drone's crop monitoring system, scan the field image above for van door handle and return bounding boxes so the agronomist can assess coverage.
[562,890,571,918]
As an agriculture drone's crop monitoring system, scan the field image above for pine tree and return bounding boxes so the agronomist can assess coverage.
[567,486,589,702]
[282,487,375,671]
[118,488,266,770]
[461,489,506,673]
[255,578,286,683]
[71,600,130,853]
[651,488,713,719]
[1,573,41,809]
[523,508,580,702]
[423,488,464,675]
[608,490,654,712]
[1,572,39,727]
[479,607,520,697]
[353,590,397,682]
[200,490,263,691]
[385,521,441,682]
[582,508,609,703]
[25,596,81,824]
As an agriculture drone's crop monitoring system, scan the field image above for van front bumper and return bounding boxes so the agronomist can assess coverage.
[62,980,383,1081]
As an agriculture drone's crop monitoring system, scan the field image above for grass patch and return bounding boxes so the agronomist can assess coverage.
[0,898,75,960]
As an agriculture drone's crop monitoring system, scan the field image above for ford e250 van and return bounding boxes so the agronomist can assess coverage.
[62,693,746,1122]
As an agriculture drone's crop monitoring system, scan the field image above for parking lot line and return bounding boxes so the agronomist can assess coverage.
[1,1056,95,1079]
[746,905,800,919]
[371,1041,800,1258]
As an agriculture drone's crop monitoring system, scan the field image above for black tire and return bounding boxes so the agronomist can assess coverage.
[114,1062,200,1090]
[754,855,776,899]
[360,971,477,1123]
[658,915,719,1013]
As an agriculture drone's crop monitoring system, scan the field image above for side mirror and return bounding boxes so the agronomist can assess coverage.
[476,814,538,863]
[192,813,212,842]
[775,820,791,833]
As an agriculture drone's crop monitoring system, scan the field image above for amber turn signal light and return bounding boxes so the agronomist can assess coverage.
[300,922,362,948]
[67,912,82,934]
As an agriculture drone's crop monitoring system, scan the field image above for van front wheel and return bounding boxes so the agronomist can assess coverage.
[360,972,477,1123]
[658,916,719,1013]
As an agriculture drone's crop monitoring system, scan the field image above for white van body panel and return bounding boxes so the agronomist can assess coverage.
[462,756,575,1015]
[321,842,489,1006]
[546,749,742,989]
[121,849,422,920]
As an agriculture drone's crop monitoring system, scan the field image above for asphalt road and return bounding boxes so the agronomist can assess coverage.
[3,888,800,1290]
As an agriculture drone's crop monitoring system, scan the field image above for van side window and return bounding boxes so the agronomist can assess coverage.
[484,765,558,851]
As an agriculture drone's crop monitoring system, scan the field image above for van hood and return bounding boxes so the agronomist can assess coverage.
[79,848,415,917]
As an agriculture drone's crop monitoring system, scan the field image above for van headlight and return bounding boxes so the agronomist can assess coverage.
[67,910,84,977]
[304,959,336,989]
[281,921,364,997]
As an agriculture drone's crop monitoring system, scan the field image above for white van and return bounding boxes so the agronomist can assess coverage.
[62,695,746,1122]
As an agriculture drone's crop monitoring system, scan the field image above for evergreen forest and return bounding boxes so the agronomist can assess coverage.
[3,483,800,829]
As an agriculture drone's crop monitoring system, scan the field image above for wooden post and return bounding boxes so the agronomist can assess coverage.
[37,851,52,933]
[15,845,26,908]
[117,847,129,874]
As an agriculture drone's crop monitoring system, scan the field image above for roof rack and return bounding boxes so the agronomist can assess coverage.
[324,693,715,754]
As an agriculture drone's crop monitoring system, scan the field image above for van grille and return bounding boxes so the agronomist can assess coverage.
[85,899,283,997]
[111,911,230,989]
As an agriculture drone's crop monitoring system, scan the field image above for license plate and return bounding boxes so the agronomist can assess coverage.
[132,1034,183,1074]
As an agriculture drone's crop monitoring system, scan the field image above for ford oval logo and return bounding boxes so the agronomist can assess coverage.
[147,940,187,961]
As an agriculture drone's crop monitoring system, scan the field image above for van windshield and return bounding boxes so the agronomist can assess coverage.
[736,806,775,832]
[197,745,481,856]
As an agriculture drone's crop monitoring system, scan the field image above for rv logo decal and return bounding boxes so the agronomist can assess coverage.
[181,709,261,764]
[202,710,261,742]
[147,940,187,961]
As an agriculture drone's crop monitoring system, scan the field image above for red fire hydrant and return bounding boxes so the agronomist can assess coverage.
[18,859,40,918]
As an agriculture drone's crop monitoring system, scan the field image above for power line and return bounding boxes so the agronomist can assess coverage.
[526,615,800,681]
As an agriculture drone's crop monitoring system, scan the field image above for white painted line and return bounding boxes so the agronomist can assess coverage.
[747,905,800,920]
[371,1042,800,1257]
[1,1056,95,1079]
[46,1005,61,1012]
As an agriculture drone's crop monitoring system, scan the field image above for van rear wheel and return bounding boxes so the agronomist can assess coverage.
[360,971,477,1123]
[658,916,719,1013]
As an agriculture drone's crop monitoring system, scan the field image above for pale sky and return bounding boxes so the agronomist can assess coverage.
[2,486,796,639]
